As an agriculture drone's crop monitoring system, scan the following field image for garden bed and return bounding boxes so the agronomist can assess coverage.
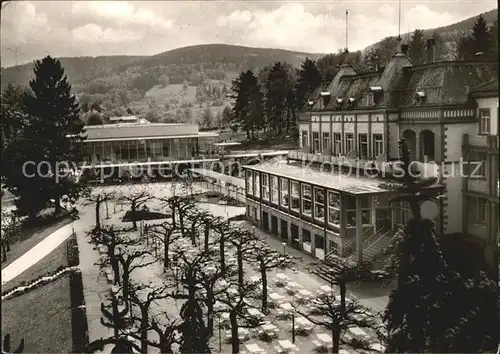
[122,209,170,222]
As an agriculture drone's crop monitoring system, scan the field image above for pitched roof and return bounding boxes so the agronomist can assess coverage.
[394,61,496,106]
[306,58,497,111]
[470,79,498,98]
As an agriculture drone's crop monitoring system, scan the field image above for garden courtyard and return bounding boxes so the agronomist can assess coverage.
[3,181,392,353]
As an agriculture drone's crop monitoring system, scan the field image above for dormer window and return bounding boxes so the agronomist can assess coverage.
[307,100,315,109]
[348,97,356,107]
[416,91,426,101]
[321,92,331,107]
[336,98,344,105]
[366,93,374,106]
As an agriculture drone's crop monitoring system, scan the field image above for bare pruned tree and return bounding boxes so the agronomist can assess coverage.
[88,225,137,285]
[124,281,172,353]
[247,246,296,312]
[308,260,377,353]
[116,246,157,299]
[148,220,181,269]
[118,189,154,229]
[217,280,261,354]
[295,293,378,353]
[228,227,260,291]
[84,190,115,229]
[159,195,195,235]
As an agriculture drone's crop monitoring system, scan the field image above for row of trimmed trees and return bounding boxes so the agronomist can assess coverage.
[85,183,383,353]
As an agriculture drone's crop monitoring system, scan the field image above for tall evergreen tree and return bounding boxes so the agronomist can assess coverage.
[265,62,288,133]
[471,15,493,57]
[3,56,86,216]
[231,70,263,139]
[409,29,426,64]
[295,57,321,111]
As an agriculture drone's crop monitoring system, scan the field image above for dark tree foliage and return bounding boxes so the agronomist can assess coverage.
[295,58,322,109]
[408,29,426,64]
[231,70,264,140]
[456,15,495,61]
[3,56,86,217]
[87,113,103,125]
[383,139,499,352]
[264,62,288,133]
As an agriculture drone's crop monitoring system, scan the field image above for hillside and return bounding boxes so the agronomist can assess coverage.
[364,8,497,55]
[1,9,496,125]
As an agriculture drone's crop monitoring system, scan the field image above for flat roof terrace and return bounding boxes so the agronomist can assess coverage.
[244,157,443,195]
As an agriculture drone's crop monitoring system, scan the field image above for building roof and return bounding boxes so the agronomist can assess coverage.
[244,157,397,195]
[470,78,498,98]
[84,123,218,142]
[307,57,497,111]
[245,156,443,195]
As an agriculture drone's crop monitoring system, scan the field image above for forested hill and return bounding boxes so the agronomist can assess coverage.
[364,8,497,53]
[1,44,323,91]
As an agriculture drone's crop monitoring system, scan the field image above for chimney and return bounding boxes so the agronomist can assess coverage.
[426,38,436,63]
[401,44,409,57]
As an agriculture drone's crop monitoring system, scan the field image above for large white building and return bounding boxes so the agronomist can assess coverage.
[244,43,498,267]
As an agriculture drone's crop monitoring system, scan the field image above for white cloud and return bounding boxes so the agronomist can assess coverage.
[71,24,140,43]
[72,1,174,30]
[1,1,49,45]
[1,0,497,67]
[217,10,253,27]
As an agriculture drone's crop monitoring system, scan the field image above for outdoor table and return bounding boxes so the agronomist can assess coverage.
[316,333,332,344]
[277,339,296,352]
[317,285,333,294]
[249,276,260,283]
[348,326,368,337]
[269,292,284,302]
[245,343,265,353]
[370,343,386,352]
[295,316,313,329]
[276,273,289,281]
[261,323,278,334]
[298,289,313,297]
[247,308,263,318]
[279,302,293,312]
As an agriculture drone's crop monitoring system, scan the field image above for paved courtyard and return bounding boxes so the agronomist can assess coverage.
[86,181,390,353]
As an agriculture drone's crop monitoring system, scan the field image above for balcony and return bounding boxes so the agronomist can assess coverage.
[288,150,441,180]
[288,150,392,173]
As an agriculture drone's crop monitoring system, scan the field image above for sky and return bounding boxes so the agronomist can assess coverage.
[1,0,497,67]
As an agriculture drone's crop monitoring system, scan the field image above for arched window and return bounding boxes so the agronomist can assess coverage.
[401,129,417,161]
[420,130,435,162]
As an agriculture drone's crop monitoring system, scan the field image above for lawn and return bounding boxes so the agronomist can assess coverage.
[2,239,69,294]
[1,215,72,270]
[1,274,73,353]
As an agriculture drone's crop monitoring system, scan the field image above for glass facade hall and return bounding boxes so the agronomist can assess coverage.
[244,168,429,262]
[83,138,200,163]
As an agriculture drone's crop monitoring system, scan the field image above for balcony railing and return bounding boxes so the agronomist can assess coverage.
[288,150,441,180]
[288,150,392,173]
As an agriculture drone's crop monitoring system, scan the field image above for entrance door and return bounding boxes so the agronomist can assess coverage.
[280,220,288,241]
[271,216,278,234]
[291,224,299,249]
[262,212,269,231]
